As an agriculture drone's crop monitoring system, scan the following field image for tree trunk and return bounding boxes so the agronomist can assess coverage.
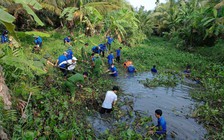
[0,66,12,110]
[0,126,9,140]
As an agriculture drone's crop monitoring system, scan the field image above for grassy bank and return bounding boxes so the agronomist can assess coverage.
[0,31,223,139]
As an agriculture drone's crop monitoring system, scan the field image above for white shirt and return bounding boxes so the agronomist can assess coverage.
[58,60,76,71]
[102,91,117,109]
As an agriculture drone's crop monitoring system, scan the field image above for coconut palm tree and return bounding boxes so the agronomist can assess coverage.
[135,6,153,38]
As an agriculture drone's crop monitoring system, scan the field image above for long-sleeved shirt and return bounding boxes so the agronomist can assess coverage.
[59,60,76,71]
[156,116,167,135]
[57,55,68,68]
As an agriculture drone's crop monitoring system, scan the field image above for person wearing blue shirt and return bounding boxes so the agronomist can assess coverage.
[116,47,122,63]
[107,52,114,67]
[106,35,114,51]
[1,30,8,44]
[55,52,68,76]
[151,65,157,73]
[149,109,167,135]
[92,46,100,54]
[64,36,71,44]
[99,43,107,57]
[66,47,74,60]
[108,63,118,77]
[127,65,136,73]
[34,36,43,48]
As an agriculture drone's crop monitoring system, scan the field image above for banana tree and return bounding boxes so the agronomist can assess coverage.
[104,9,139,43]
[202,7,224,39]
[0,8,17,40]
[0,0,44,42]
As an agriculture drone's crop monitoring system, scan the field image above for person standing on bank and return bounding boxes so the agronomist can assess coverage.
[100,86,119,114]
[115,47,122,63]
[106,35,114,51]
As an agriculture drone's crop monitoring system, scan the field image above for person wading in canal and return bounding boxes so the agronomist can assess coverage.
[100,86,119,114]
[149,109,167,135]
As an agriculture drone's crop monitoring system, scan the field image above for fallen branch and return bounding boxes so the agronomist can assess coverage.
[21,92,32,119]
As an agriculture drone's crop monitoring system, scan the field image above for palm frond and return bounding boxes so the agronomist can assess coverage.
[40,2,62,15]
[85,2,121,14]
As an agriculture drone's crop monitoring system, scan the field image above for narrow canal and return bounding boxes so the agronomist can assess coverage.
[88,72,207,140]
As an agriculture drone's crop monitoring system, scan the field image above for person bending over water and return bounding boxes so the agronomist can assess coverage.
[100,86,119,114]
[149,109,167,135]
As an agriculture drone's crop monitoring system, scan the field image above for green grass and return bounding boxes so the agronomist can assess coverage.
[1,31,224,139]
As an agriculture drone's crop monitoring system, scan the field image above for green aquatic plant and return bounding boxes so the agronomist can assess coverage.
[140,73,179,88]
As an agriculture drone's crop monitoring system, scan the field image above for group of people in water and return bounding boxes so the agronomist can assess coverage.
[1,30,166,136]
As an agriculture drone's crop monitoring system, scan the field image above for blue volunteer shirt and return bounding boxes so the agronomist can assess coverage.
[92,46,100,54]
[116,49,121,57]
[156,116,167,135]
[66,49,73,60]
[99,44,106,51]
[107,36,114,44]
[110,66,118,77]
[1,35,8,43]
[127,65,135,73]
[184,69,191,74]
[58,55,68,68]
[151,68,157,73]
[34,37,42,45]
[64,37,71,43]
[107,54,114,65]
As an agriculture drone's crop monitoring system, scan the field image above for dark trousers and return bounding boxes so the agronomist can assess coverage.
[101,50,105,57]
[60,68,67,76]
[99,107,112,114]
[116,56,120,63]
[39,42,42,48]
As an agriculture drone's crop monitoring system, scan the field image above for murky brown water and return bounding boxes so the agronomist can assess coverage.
[88,72,207,140]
